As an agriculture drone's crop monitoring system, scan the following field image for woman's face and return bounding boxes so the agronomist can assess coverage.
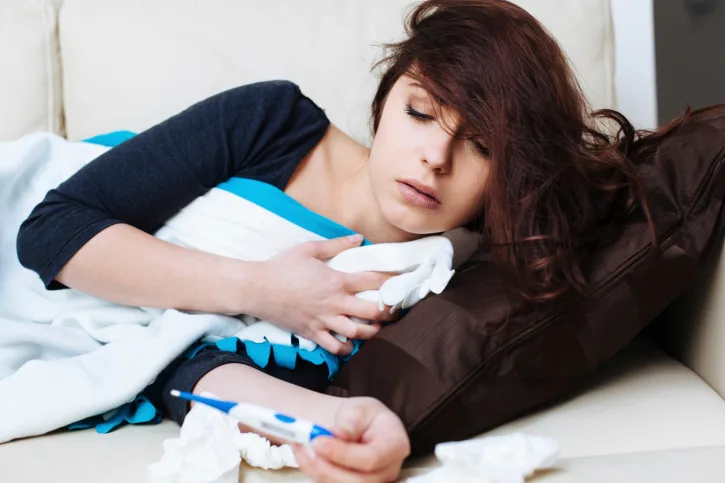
[368,75,490,235]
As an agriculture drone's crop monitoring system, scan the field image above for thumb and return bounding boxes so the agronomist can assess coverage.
[334,399,375,441]
[308,234,364,260]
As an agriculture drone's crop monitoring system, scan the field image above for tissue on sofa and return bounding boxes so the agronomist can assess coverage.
[147,393,297,483]
[407,432,559,483]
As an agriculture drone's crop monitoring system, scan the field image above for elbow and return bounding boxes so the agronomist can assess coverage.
[15,212,66,289]
[15,215,42,272]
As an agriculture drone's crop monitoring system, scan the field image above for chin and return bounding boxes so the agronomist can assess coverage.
[381,200,449,237]
[388,214,444,237]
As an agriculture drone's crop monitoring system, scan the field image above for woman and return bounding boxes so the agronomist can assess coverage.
[15,1,672,482]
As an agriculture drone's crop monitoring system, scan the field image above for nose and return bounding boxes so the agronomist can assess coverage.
[421,123,454,173]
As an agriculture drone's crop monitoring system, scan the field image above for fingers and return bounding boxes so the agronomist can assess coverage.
[312,437,400,474]
[342,297,398,322]
[313,330,354,356]
[324,316,381,341]
[343,271,395,293]
[293,444,401,483]
[320,399,411,471]
[304,235,364,260]
[341,272,398,321]
[332,399,373,441]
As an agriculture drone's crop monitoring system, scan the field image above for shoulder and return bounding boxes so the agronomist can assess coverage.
[204,80,328,123]
[221,79,303,104]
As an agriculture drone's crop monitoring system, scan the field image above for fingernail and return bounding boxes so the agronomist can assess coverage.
[304,445,316,460]
[348,234,363,243]
[311,438,325,453]
[336,420,356,436]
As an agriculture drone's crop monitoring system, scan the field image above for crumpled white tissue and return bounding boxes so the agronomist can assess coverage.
[147,393,297,483]
[407,433,559,483]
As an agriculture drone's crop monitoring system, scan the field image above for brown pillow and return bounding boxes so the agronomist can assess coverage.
[326,107,725,455]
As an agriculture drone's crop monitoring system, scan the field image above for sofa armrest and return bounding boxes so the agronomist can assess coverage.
[650,237,725,400]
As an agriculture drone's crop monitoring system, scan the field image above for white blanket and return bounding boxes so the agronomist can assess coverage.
[0,133,478,444]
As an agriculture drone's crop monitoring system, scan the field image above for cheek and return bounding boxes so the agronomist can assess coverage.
[369,128,408,183]
[373,106,419,161]
[451,173,487,220]
[367,149,388,186]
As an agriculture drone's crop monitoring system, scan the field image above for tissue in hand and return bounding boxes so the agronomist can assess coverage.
[407,432,559,483]
[147,393,297,483]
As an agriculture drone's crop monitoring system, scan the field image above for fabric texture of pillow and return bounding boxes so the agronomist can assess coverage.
[326,108,725,455]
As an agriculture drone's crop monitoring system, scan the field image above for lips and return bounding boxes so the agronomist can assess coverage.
[399,179,440,203]
[397,179,442,210]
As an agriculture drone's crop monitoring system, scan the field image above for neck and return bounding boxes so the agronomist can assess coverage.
[333,155,419,244]
[312,125,419,244]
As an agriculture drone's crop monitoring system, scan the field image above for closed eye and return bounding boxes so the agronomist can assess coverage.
[405,104,434,122]
[407,103,490,157]
[471,139,490,157]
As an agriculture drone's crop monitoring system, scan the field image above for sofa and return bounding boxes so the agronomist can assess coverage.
[2,1,725,482]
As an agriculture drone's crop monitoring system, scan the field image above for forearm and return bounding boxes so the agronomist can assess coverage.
[193,363,343,441]
[56,223,263,315]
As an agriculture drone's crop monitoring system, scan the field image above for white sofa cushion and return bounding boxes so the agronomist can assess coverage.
[0,0,64,141]
[511,0,615,110]
[59,0,412,143]
[59,0,614,143]
[407,446,725,483]
[479,337,725,458]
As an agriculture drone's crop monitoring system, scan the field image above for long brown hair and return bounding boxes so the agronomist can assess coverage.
[370,0,692,302]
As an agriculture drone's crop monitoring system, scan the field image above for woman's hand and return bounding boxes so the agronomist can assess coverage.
[249,235,398,355]
[292,397,411,483]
